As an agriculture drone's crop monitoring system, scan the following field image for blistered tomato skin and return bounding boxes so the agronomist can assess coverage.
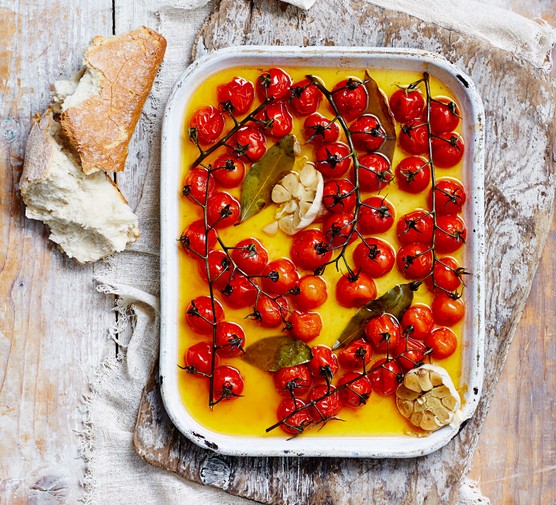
[198,250,232,289]
[185,342,219,376]
[231,238,269,276]
[335,272,377,308]
[364,313,401,354]
[227,126,267,162]
[396,242,433,280]
[290,229,332,272]
[211,156,245,189]
[215,321,246,358]
[401,304,434,340]
[212,365,244,402]
[180,219,217,258]
[352,237,395,278]
[308,384,342,420]
[274,365,312,397]
[396,209,434,246]
[358,152,392,192]
[428,177,466,215]
[185,295,224,335]
[293,275,328,310]
[183,168,215,202]
[431,293,465,326]
[369,359,402,396]
[261,258,300,295]
[189,106,225,145]
[289,78,323,116]
[389,88,425,123]
[314,141,352,178]
[289,310,323,342]
[430,97,460,135]
[425,327,458,359]
[338,339,374,370]
[307,345,339,381]
[395,156,431,194]
[398,120,429,155]
[256,68,293,101]
[255,296,289,328]
[277,398,312,435]
[329,78,368,121]
[432,132,465,168]
[394,337,429,371]
[254,102,294,138]
[338,372,373,407]
[358,196,395,235]
[302,113,340,145]
[206,192,241,229]
[219,274,258,309]
[217,76,254,115]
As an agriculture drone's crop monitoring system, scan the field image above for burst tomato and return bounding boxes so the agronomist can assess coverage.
[338,339,374,370]
[254,101,293,138]
[185,342,218,376]
[302,112,340,145]
[214,321,246,358]
[431,293,465,326]
[368,359,402,396]
[261,258,300,295]
[274,365,312,397]
[256,67,292,101]
[227,126,267,162]
[211,155,245,188]
[289,310,322,342]
[293,275,328,310]
[425,327,458,359]
[255,296,289,328]
[338,372,373,408]
[179,219,217,258]
[206,191,241,229]
[335,272,377,308]
[185,295,224,335]
[364,313,401,353]
[189,105,225,145]
[276,398,312,435]
[217,76,254,115]
[198,249,232,289]
[182,168,215,202]
[220,274,258,309]
[308,384,342,420]
[289,78,322,116]
[400,304,434,340]
[307,345,339,381]
[394,337,429,371]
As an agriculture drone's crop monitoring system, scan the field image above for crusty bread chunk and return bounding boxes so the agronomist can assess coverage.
[53,26,166,175]
[20,111,140,263]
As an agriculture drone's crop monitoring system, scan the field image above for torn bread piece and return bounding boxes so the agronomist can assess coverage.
[20,110,140,263]
[53,26,166,175]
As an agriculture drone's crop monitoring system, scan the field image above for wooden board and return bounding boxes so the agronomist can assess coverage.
[133,1,556,504]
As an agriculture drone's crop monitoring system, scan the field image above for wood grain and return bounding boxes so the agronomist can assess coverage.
[0,2,116,503]
[133,1,556,504]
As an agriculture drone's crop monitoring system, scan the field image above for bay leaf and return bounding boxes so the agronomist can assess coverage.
[332,283,415,350]
[239,134,297,223]
[243,335,311,372]
[364,70,396,162]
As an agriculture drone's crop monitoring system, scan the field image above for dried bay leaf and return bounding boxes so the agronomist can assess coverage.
[332,283,416,350]
[243,335,312,372]
[364,70,396,162]
[239,134,297,223]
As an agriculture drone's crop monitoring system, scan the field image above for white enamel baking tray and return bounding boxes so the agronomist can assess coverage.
[160,46,485,458]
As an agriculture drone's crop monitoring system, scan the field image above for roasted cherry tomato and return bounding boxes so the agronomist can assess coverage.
[185,295,224,335]
[335,272,377,308]
[274,365,312,397]
[435,215,466,253]
[289,78,322,116]
[254,101,294,138]
[425,327,458,359]
[211,155,245,188]
[389,88,425,123]
[428,177,466,215]
[302,112,340,145]
[217,76,254,115]
[368,358,402,396]
[338,339,374,370]
[189,105,225,145]
[231,237,269,276]
[314,141,352,178]
[289,310,322,342]
[214,321,246,358]
[307,345,339,381]
[323,178,356,214]
[352,237,395,278]
[256,67,292,101]
[293,275,328,310]
[261,258,300,295]
[227,126,267,162]
[308,384,342,420]
[358,196,395,235]
[430,97,460,135]
[183,168,215,202]
[358,152,392,192]
[396,209,434,246]
[220,274,258,309]
[206,191,241,229]
[396,242,433,279]
[212,365,244,402]
[323,211,355,249]
[400,304,434,340]
[329,78,368,121]
[394,337,429,371]
[276,398,312,435]
[255,296,289,328]
[364,313,401,353]
[290,229,332,272]
[185,342,218,376]
[338,372,373,408]
[432,132,464,168]
[398,120,429,155]
[198,249,232,289]
[427,257,463,293]
[431,293,465,326]
[395,156,431,194]
[350,114,387,152]
[179,219,217,257]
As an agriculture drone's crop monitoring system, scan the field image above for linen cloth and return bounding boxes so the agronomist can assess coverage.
[83,1,556,504]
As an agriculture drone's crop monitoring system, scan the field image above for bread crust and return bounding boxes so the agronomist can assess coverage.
[60,26,166,174]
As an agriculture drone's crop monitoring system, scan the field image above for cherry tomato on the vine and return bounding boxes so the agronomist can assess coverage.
[430,97,460,135]
[398,119,429,155]
[274,365,312,397]
[314,141,352,178]
[227,126,267,162]
[396,209,434,246]
[338,339,374,370]
[329,78,368,121]
[400,304,434,340]
[358,152,392,192]
[364,313,401,353]
[206,191,241,229]
[288,310,322,342]
[308,384,342,420]
[179,219,217,258]
[183,168,215,202]
[211,155,245,189]
[217,76,254,115]
[293,275,328,310]
[389,88,425,123]
[212,365,244,402]
[428,177,466,215]
[352,237,395,278]
[435,215,466,253]
[290,229,332,271]
[198,249,232,289]
[231,237,269,276]
[214,321,246,358]
[185,295,224,335]
[256,67,292,101]
[432,132,464,168]
[395,156,431,194]
[261,258,300,295]
[254,102,294,138]
[307,345,339,381]
[323,211,356,249]
[276,398,312,435]
[396,242,433,279]
[185,342,218,376]
[431,293,465,327]
[335,272,377,308]
[289,78,322,117]
[425,257,463,293]
[302,112,340,145]
[338,372,373,408]
[358,196,395,235]
[350,114,387,152]
[220,274,258,309]
[254,296,289,328]
[368,358,402,396]
[323,178,356,214]
[189,106,225,145]
[425,327,458,359]
[394,336,429,371]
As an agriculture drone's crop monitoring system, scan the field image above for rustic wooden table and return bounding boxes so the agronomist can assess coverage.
[0,1,554,504]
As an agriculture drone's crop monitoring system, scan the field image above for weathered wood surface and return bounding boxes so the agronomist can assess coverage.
[133,1,556,504]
